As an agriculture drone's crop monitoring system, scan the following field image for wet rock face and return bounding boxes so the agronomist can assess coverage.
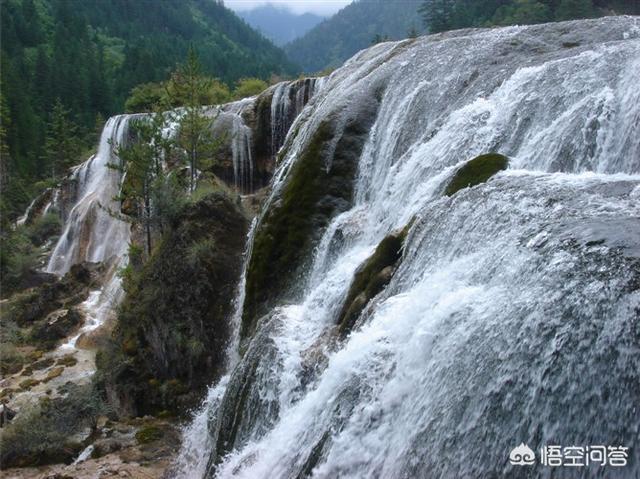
[241,96,382,341]
[336,228,409,337]
[444,153,509,196]
[100,193,248,416]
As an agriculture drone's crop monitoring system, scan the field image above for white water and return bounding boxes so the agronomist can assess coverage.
[176,17,640,479]
[270,77,326,159]
[46,115,134,350]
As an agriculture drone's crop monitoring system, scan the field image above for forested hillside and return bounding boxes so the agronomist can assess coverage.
[420,0,640,33]
[238,4,325,46]
[0,0,295,219]
[284,0,424,73]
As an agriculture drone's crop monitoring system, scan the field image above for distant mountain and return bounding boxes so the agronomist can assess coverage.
[285,0,424,73]
[238,4,325,46]
[0,0,297,214]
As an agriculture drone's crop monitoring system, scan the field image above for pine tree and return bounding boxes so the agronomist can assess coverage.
[419,0,456,33]
[167,48,222,193]
[42,99,80,178]
[556,0,595,20]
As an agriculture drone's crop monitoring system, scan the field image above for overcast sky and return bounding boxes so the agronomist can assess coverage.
[224,0,353,15]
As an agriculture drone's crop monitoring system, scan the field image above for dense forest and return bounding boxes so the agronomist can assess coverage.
[0,0,296,220]
[421,0,640,33]
[285,0,424,73]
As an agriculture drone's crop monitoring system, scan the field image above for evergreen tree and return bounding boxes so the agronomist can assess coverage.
[556,0,595,20]
[42,99,81,178]
[167,48,222,192]
[420,0,456,33]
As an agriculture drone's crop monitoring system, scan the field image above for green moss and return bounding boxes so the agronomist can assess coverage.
[43,366,64,382]
[336,228,409,337]
[99,193,248,418]
[444,153,509,197]
[31,357,55,370]
[19,378,40,390]
[55,355,78,367]
[135,425,164,444]
[242,122,337,339]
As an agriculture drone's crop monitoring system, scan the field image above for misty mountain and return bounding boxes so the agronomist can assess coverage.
[239,4,326,46]
[284,0,424,73]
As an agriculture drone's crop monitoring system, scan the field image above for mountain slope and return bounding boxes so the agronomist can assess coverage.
[284,0,423,73]
[238,4,325,46]
[0,0,296,216]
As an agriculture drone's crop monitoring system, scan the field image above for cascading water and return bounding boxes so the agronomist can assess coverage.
[226,99,255,193]
[176,17,640,479]
[47,114,135,346]
[271,77,326,159]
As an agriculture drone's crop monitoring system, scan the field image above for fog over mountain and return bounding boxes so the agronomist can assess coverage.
[239,4,326,46]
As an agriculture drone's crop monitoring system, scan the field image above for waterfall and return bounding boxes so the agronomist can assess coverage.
[227,99,255,194]
[270,77,326,159]
[176,17,640,479]
[47,115,133,275]
[46,114,134,346]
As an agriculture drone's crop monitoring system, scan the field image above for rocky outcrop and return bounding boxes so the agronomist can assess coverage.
[240,95,383,342]
[444,153,509,196]
[97,193,248,417]
[336,226,410,337]
[211,78,325,194]
[2,263,104,350]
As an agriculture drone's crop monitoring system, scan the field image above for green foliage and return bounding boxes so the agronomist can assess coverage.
[0,383,107,467]
[285,0,423,73]
[444,153,509,196]
[1,0,294,223]
[492,0,552,26]
[0,226,39,295]
[419,0,634,32]
[0,343,25,375]
[98,193,248,416]
[168,48,225,192]
[25,213,62,246]
[135,425,164,444]
[124,82,166,113]
[233,78,269,100]
[41,99,82,178]
[186,237,216,268]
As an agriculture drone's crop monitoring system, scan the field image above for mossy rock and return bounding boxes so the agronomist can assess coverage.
[242,96,382,341]
[19,378,40,390]
[43,366,65,382]
[31,358,55,370]
[336,228,409,337]
[0,356,24,376]
[99,193,248,417]
[444,153,509,197]
[135,425,164,444]
[0,388,16,400]
[55,355,78,367]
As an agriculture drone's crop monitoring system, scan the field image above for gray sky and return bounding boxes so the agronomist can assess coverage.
[224,0,353,15]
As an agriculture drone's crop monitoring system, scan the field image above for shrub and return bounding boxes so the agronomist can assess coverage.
[26,213,62,246]
[0,383,107,467]
[135,425,163,444]
[233,78,269,100]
